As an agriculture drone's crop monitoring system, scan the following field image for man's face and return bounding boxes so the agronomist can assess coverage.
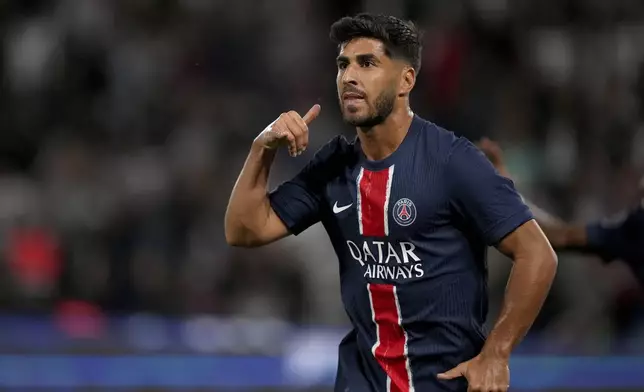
[336,38,400,127]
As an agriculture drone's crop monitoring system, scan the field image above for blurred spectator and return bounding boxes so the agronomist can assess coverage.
[0,0,642,355]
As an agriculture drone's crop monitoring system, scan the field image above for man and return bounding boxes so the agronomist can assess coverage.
[478,137,644,288]
[225,13,557,392]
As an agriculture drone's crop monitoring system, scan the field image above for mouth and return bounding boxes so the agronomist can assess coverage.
[342,92,365,101]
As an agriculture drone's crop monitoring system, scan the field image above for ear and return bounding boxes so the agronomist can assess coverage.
[398,66,416,97]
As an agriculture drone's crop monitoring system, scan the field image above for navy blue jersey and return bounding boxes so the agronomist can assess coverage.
[586,202,644,286]
[269,115,533,392]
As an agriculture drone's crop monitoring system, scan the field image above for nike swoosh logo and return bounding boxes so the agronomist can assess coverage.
[333,201,353,214]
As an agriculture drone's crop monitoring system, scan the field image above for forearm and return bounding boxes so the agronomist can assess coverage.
[482,244,557,358]
[225,143,277,244]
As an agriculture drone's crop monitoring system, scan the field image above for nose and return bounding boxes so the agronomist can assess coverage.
[341,64,359,86]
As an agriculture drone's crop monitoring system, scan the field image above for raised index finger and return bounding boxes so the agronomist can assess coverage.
[302,104,321,125]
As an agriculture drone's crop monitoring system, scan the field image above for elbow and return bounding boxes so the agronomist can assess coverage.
[540,243,559,279]
[533,222,559,272]
[515,240,559,279]
[225,233,257,248]
[545,239,559,266]
[224,216,245,247]
[225,230,244,247]
[227,237,263,248]
[224,227,251,248]
[547,249,559,274]
[224,204,282,248]
[224,210,250,247]
[224,223,262,248]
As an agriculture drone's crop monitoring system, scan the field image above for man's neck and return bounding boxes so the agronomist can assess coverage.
[357,108,414,161]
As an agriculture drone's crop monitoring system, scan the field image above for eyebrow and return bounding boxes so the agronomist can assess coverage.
[336,53,381,64]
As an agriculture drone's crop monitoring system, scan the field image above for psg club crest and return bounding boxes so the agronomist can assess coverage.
[392,198,416,227]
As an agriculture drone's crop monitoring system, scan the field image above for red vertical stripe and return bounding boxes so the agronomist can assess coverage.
[368,283,412,392]
[359,168,390,237]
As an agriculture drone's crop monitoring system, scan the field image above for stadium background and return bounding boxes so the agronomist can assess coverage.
[0,0,643,390]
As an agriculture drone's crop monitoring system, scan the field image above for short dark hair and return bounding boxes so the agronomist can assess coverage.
[329,13,423,72]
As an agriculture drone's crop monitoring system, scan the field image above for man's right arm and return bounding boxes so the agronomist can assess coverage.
[225,143,289,247]
[225,105,321,247]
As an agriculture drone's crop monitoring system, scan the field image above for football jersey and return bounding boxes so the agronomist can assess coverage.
[269,115,533,391]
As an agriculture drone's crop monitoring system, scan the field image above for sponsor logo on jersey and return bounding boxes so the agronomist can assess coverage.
[346,240,424,279]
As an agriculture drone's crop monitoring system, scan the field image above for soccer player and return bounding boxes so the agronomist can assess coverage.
[225,14,557,392]
[478,137,644,287]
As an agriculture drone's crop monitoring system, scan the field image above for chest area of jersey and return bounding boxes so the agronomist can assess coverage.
[325,164,446,239]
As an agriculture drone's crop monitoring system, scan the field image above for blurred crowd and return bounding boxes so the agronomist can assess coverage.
[0,0,644,354]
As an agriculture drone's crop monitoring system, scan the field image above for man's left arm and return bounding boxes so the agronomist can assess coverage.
[486,220,558,357]
[438,138,557,390]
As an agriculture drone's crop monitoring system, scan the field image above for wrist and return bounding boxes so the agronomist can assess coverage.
[249,140,279,170]
[480,342,512,361]
[251,139,277,155]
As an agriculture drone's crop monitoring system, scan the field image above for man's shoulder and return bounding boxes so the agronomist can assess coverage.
[310,134,357,167]
[414,116,466,163]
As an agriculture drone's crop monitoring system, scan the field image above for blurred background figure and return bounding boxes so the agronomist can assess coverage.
[0,0,643,391]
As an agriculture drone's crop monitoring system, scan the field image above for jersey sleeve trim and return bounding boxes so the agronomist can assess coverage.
[484,207,534,246]
[268,190,310,236]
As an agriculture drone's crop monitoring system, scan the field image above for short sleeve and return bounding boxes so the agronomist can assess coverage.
[447,138,534,246]
[268,136,344,235]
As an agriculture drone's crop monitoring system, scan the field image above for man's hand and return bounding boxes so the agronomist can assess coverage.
[437,353,510,392]
[477,137,510,178]
[254,104,321,157]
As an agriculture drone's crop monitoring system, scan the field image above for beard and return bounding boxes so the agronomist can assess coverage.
[341,88,396,128]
